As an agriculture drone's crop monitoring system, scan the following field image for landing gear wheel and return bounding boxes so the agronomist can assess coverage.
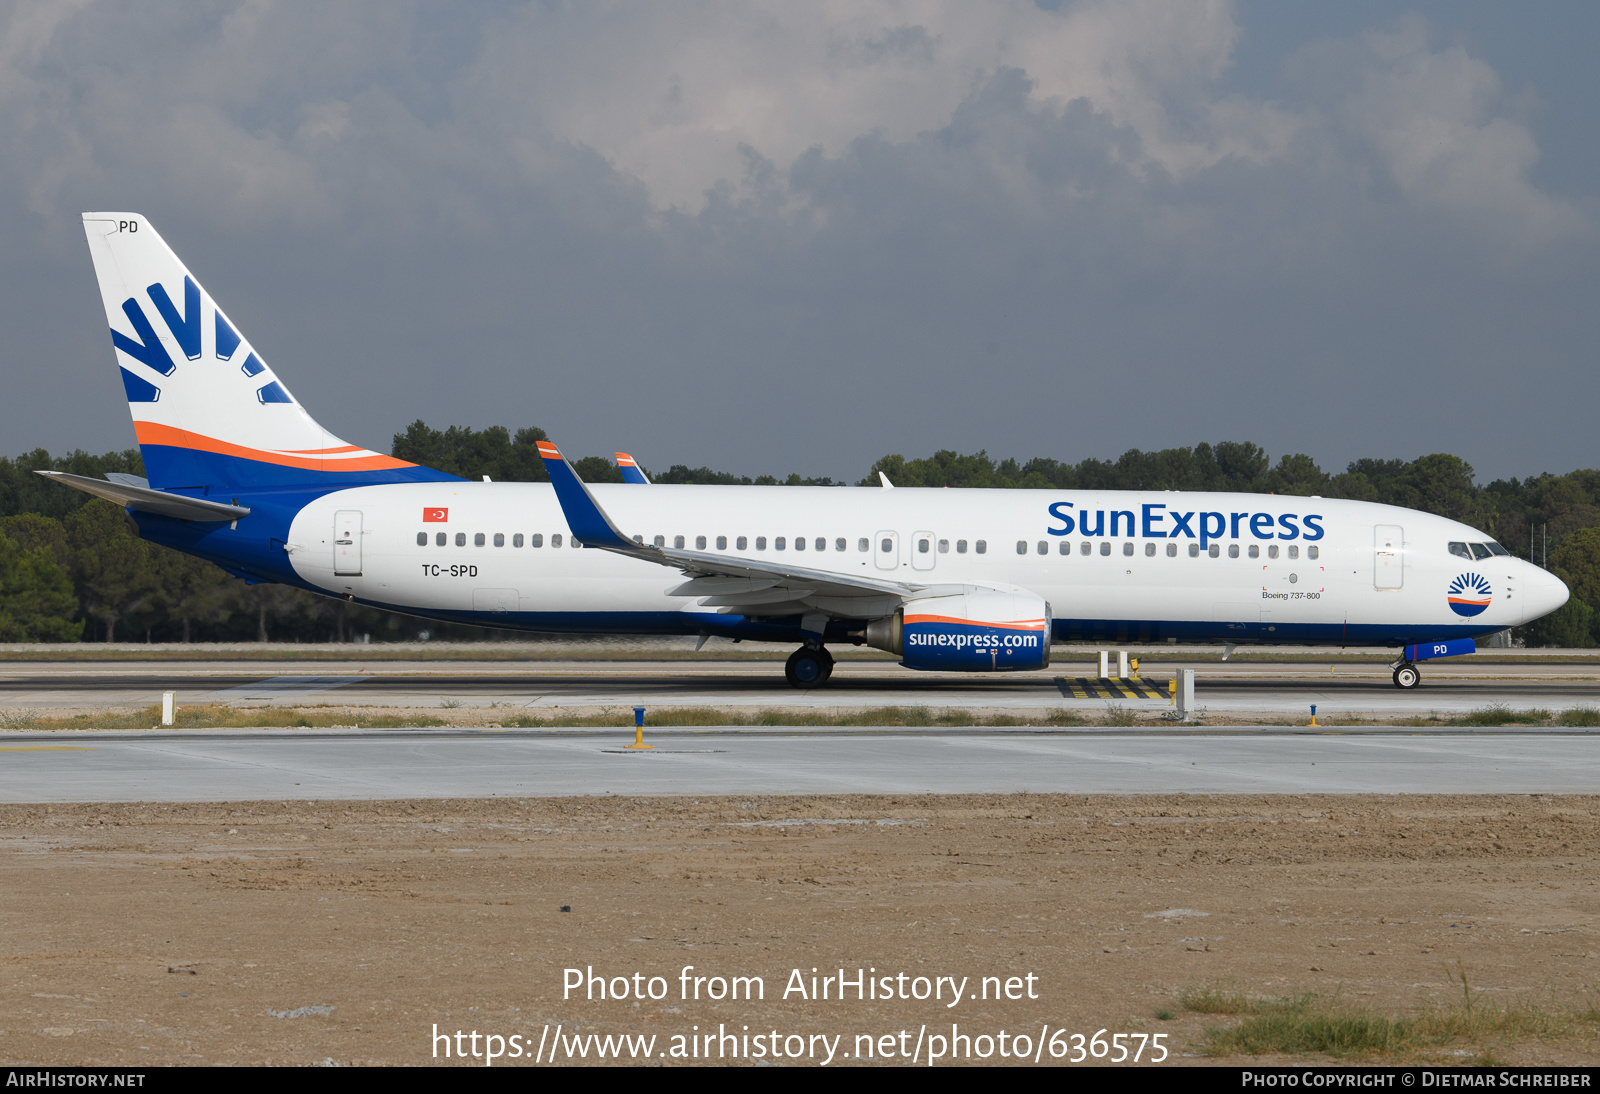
[786,647,830,688]
[1393,664,1420,689]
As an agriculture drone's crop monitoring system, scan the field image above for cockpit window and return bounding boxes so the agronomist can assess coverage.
[1485,542,1509,556]
[1470,543,1492,560]
[1448,542,1472,560]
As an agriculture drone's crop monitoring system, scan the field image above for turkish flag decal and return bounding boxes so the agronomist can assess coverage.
[423,508,449,522]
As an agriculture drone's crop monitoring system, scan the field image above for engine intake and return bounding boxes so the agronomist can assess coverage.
[867,591,1051,672]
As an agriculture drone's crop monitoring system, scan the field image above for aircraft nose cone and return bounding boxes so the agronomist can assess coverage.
[1525,570,1570,625]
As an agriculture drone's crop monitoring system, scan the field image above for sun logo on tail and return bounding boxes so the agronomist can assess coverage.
[1447,573,1493,617]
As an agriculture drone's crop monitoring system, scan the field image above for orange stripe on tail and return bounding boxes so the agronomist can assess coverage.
[133,423,416,473]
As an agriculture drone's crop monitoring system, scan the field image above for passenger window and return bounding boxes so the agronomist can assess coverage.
[858,538,869,552]
[1188,543,1199,557]
[1208,544,1219,558]
[835,538,846,552]
[1228,544,1239,558]
[1016,541,1027,555]
[1060,541,1071,556]
[493,533,504,547]
[1166,543,1177,557]
[1470,543,1492,560]
[775,537,786,550]
[1145,542,1156,557]
[938,539,949,553]
[737,536,748,550]
[794,537,805,551]
[758,537,768,550]
[1287,545,1298,559]
[695,535,706,550]
[572,535,581,548]
[474,533,485,546]
[1100,542,1111,556]
[1307,545,1318,559]
[1080,541,1091,556]
[957,540,968,554]
[675,535,685,549]
[714,536,725,550]
[654,535,665,548]
[1038,541,1049,555]
[456,533,467,547]
[632,535,643,544]
[531,534,543,548]
[436,532,447,546]
[1448,541,1472,560]
[552,534,562,547]
[513,533,524,547]
[816,538,826,552]
[1248,544,1258,559]
[416,532,427,546]
[1268,545,1279,559]
[975,540,987,554]
[881,538,893,553]
[921,538,932,554]
[1123,542,1134,556]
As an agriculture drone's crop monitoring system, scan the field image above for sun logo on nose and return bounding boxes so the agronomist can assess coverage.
[1447,573,1493,617]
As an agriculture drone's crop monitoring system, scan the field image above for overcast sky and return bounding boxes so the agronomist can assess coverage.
[3,1,1596,483]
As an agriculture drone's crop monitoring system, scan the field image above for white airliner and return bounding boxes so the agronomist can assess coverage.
[45,213,1569,688]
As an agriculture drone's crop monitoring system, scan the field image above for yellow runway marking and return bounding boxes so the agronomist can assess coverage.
[0,746,90,752]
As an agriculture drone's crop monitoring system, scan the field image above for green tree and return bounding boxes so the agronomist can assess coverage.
[390,421,551,482]
[65,501,157,641]
[0,532,79,641]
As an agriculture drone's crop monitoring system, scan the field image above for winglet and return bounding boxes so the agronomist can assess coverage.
[535,441,638,550]
[615,452,651,485]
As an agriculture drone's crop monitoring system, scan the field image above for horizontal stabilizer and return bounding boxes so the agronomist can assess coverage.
[36,471,250,522]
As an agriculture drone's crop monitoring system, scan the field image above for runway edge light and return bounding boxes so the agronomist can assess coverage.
[626,705,653,751]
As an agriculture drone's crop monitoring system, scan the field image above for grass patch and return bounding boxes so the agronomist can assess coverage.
[1180,985,1264,1015]
[1202,997,1412,1057]
[1,704,1107,731]
[1103,702,1139,727]
[1449,704,1551,726]
[1187,974,1600,1061]
[1556,706,1600,726]
[1,704,448,731]
[495,706,1094,729]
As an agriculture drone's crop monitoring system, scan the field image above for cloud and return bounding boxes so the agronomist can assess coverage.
[0,1,1593,483]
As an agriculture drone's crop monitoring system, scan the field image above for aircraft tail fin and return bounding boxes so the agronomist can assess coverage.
[80,213,456,491]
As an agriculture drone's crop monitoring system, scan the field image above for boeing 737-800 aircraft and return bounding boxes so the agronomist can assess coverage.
[45,214,1569,687]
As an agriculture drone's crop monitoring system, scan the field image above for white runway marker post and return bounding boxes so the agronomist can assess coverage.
[161,691,175,726]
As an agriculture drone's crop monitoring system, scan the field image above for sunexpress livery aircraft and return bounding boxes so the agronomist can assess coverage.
[47,214,1570,688]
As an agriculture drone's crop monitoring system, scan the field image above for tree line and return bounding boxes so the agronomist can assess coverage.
[0,423,1594,645]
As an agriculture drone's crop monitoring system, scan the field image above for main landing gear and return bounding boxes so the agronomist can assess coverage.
[1392,662,1420,689]
[785,645,834,688]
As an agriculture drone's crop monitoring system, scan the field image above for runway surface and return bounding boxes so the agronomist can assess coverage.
[1,727,1597,801]
[2,657,1599,716]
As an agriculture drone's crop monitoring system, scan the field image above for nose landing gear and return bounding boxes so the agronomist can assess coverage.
[1391,662,1420,689]
[785,645,834,687]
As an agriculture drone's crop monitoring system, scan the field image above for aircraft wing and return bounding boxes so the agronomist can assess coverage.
[536,441,939,612]
[37,471,251,522]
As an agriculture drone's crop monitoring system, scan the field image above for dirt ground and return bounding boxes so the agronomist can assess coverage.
[1,794,1597,1067]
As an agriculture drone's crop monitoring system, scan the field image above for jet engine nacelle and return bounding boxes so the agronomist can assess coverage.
[866,591,1051,672]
